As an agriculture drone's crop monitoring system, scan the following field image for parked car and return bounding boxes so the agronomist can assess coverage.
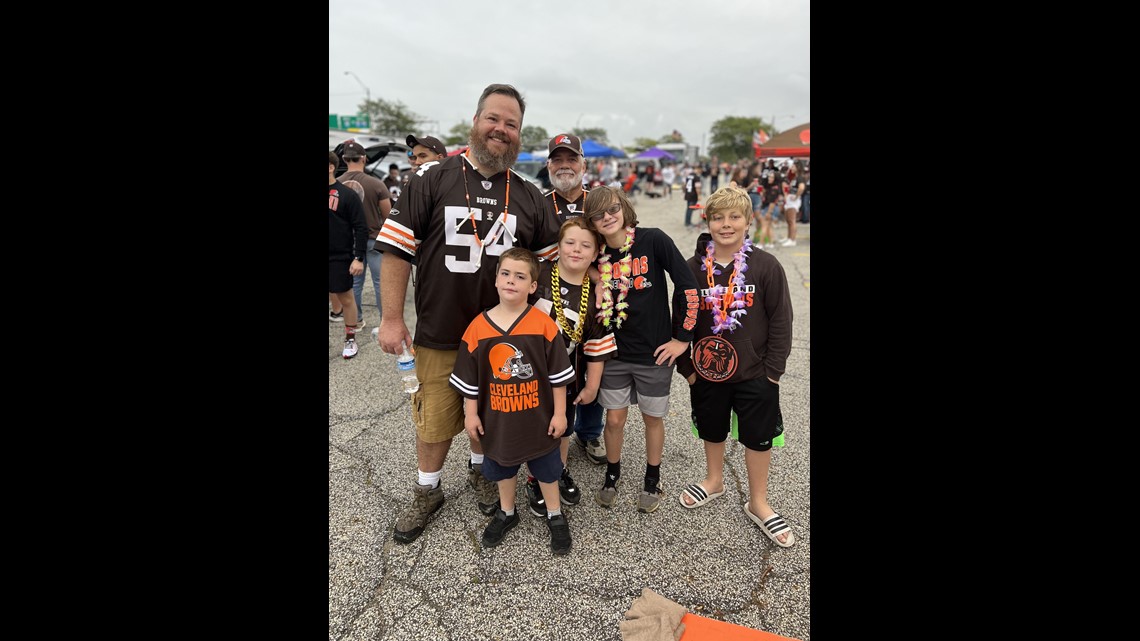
[331,138,411,182]
[335,139,543,193]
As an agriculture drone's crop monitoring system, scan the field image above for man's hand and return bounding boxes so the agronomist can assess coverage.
[378,318,413,355]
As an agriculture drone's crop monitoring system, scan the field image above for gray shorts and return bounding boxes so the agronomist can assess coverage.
[598,359,674,418]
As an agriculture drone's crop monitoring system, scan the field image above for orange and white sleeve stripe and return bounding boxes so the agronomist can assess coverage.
[583,334,616,359]
[376,219,418,257]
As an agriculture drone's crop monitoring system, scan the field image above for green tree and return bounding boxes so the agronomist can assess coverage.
[521,125,550,151]
[444,121,472,146]
[358,98,420,137]
[572,127,609,145]
[633,137,659,150]
[708,116,771,162]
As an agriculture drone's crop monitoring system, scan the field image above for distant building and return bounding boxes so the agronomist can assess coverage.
[655,142,698,165]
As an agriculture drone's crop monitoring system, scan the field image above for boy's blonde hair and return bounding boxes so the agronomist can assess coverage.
[703,186,752,223]
[497,247,539,281]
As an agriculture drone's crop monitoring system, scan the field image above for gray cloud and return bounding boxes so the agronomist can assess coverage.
[330,0,809,151]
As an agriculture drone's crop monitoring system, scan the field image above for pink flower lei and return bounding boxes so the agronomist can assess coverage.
[701,238,753,334]
[597,226,636,329]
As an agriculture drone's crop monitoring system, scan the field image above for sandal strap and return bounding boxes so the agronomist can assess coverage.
[685,484,708,501]
[762,514,791,535]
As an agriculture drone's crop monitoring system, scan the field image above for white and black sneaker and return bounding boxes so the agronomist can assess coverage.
[342,338,358,359]
[329,310,344,322]
[574,434,607,465]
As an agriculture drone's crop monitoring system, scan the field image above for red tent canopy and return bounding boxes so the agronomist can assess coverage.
[756,122,810,158]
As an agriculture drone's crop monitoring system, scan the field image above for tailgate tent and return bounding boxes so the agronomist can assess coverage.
[582,139,626,158]
[635,147,677,160]
[756,123,810,158]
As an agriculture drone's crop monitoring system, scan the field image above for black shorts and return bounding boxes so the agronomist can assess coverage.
[688,377,783,452]
[329,260,352,293]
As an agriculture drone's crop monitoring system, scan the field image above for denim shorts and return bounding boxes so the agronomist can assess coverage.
[482,444,562,483]
[749,193,763,212]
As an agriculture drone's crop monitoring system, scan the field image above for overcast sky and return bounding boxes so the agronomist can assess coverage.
[329,0,809,151]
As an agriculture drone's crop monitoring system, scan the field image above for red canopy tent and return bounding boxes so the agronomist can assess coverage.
[756,123,810,158]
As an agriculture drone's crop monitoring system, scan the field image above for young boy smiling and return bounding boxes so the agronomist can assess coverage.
[450,248,577,555]
[675,186,796,547]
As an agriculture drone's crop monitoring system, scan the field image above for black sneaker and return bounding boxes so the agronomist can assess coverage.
[481,509,519,548]
[547,513,572,556]
[329,310,344,322]
[526,478,547,517]
[559,468,581,505]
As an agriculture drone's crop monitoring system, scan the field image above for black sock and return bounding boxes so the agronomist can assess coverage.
[645,463,661,492]
[604,461,621,488]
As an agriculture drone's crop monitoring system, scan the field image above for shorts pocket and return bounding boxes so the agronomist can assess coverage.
[411,388,425,431]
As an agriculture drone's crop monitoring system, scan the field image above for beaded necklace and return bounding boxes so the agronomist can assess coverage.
[550,187,587,220]
[551,263,590,344]
[597,226,636,329]
[701,238,753,334]
[458,150,510,248]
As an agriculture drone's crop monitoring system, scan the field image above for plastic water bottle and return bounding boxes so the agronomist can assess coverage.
[397,342,419,394]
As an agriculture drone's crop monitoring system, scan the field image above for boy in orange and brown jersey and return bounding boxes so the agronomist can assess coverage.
[450,248,576,555]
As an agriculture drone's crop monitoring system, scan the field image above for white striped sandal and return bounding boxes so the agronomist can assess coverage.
[744,504,796,548]
[678,483,724,509]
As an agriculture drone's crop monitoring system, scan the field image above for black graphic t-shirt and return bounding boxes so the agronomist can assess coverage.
[675,248,793,383]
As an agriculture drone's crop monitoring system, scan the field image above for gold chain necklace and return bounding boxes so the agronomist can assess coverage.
[551,263,590,344]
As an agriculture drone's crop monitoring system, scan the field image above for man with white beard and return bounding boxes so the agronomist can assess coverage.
[376,84,562,544]
[545,133,589,224]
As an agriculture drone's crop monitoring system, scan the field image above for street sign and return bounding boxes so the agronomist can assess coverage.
[339,115,370,131]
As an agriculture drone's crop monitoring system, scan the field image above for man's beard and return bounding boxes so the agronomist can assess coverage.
[468,127,520,176]
[551,168,583,194]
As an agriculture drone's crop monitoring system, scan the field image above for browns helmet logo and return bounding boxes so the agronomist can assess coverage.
[692,335,738,382]
[489,342,534,381]
[557,135,571,145]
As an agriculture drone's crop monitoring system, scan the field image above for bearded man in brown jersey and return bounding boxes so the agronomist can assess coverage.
[376,84,561,544]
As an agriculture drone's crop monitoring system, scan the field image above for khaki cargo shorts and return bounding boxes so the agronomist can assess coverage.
[411,346,466,443]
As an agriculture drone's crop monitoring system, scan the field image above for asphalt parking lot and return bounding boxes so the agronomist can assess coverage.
[329,182,811,640]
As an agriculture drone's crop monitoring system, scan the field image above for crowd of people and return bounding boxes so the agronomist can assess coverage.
[328,83,798,556]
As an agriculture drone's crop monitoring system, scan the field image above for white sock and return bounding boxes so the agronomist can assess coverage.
[502,507,515,516]
[470,453,485,466]
[547,508,562,518]
[418,469,442,488]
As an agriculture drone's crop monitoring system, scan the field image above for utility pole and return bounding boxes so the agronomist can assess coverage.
[770,114,795,136]
[344,71,370,103]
